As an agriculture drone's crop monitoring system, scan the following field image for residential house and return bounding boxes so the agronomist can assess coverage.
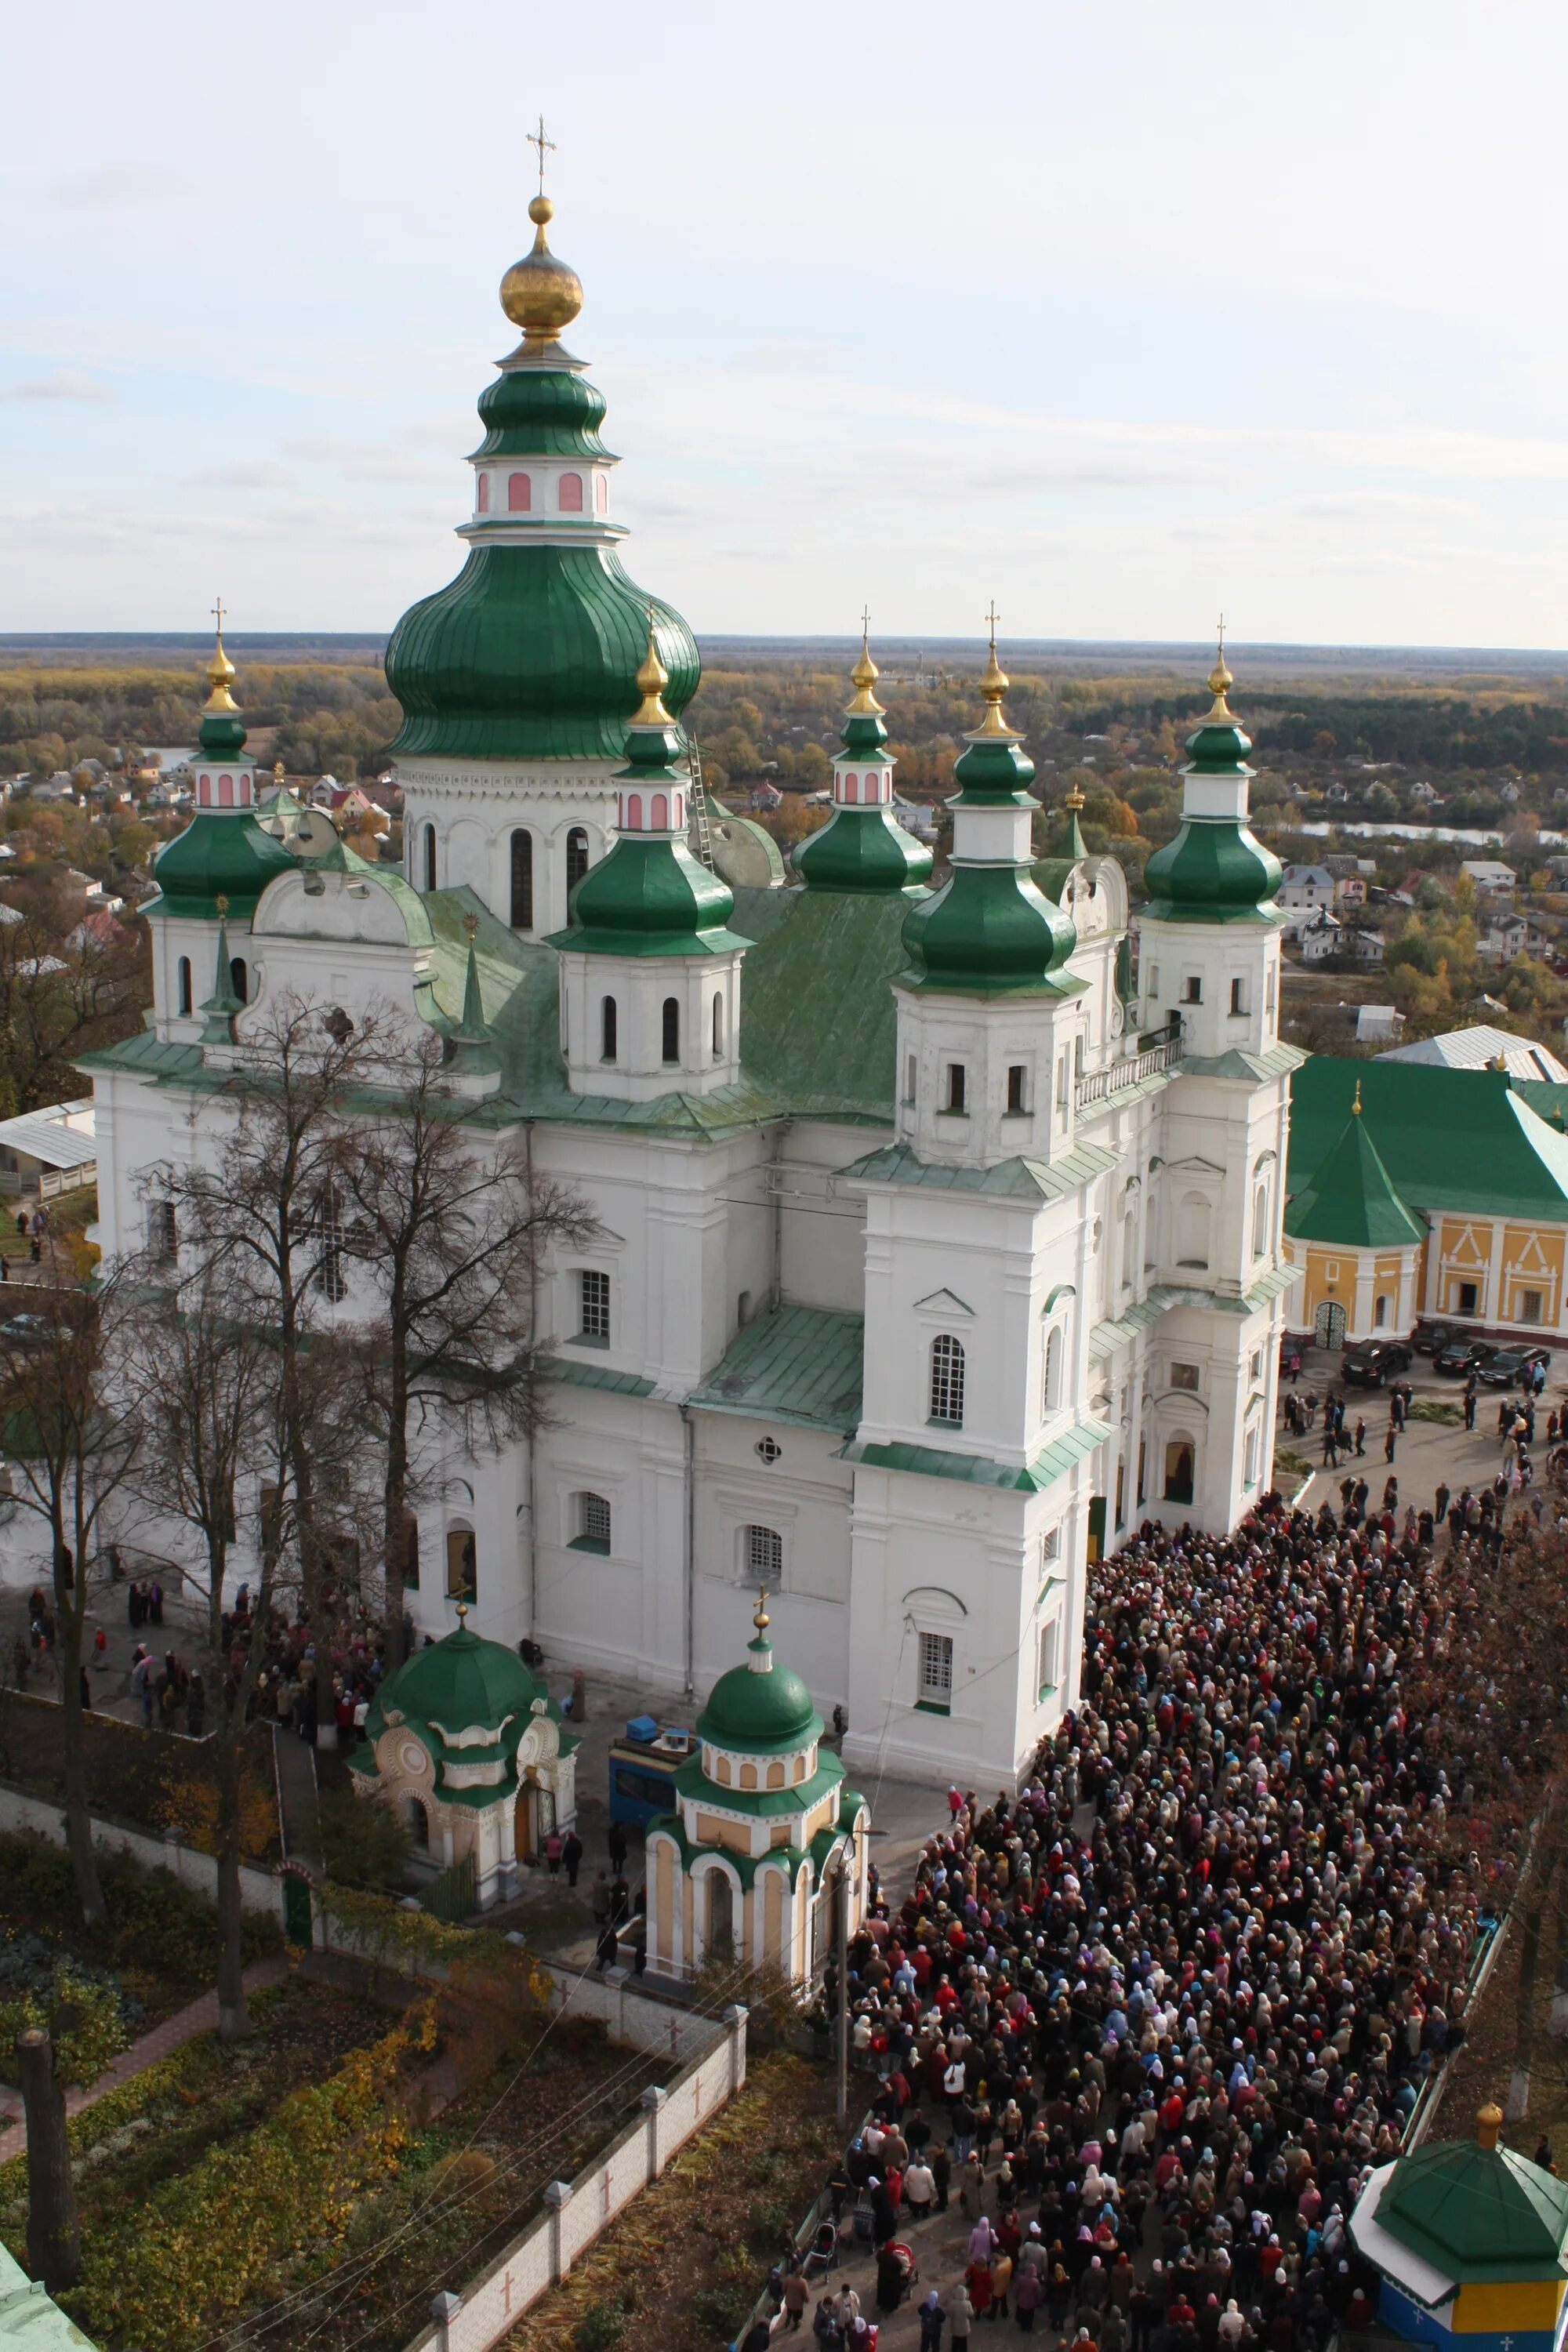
[1460,858,1517,900]
[1279,863,1336,913]
[1381,1023,1568,1083]
[1294,913,1341,963]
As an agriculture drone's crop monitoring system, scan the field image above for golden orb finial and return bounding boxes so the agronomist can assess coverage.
[204,597,238,714]
[973,601,1016,739]
[847,607,884,717]
[501,128,583,350]
[1352,1078,1363,1116]
[631,608,673,727]
[1477,2103,1504,2151]
[753,1586,771,1635]
[1207,614,1235,718]
[274,759,286,784]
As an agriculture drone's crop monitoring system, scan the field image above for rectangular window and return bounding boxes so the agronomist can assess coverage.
[578,1269,611,1344]
[1265,961,1277,1012]
[1457,1280,1479,1316]
[945,1063,967,1114]
[1250,1348,1264,1381]
[1149,965,1160,1000]
[1229,977,1247,1016]
[916,1631,953,1714]
[1073,1035,1083,1081]
[1243,1421,1261,1488]
[150,1200,176,1260]
[1171,1362,1200,1392]
[905,1053,917,1105]
[1007,1063,1028,1114]
[1041,1524,1062,1566]
[1183,975,1203,1004]
[1521,1289,1544,1325]
[573,1492,612,1553]
[745,1523,783,1582]
[1038,1613,1062,1696]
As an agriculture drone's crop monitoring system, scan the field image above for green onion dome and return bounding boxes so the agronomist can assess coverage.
[898,643,1078,996]
[795,643,933,895]
[151,813,296,920]
[1142,651,1283,924]
[473,365,610,460]
[697,1628,821,1753]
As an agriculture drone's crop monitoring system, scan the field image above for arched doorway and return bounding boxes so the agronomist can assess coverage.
[706,1870,735,1959]
[1163,1440,1195,1505]
[1314,1301,1347,1351]
[514,1775,554,1862]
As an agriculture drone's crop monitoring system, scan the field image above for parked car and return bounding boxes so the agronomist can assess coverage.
[1411,1319,1461,1355]
[1479,1345,1553,1388]
[1341,1340,1415,1387]
[1435,1338,1498,1376]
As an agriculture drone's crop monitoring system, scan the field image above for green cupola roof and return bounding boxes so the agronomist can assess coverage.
[1374,2105,1568,2285]
[1284,1084,1425,1249]
[548,628,749,959]
[899,633,1079,997]
[384,195,700,763]
[148,633,296,920]
[1142,644,1283,926]
[795,633,933,895]
[696,1599,822,1755]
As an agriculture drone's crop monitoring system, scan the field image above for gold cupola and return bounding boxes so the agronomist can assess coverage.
[499,194,584,357]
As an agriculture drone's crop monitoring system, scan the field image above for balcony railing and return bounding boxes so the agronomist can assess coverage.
[1075,1017,1182,1112]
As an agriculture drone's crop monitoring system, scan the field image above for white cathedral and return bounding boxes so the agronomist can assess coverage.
[83,193,1299,1788]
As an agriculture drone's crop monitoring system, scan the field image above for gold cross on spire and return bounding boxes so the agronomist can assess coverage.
[212,595,227,639]
[753,1586,771,1634]
[848,608,882,713]
[985,599,1000,653]
[860,604,871,642]
[527,114,556,194]
[1207,609,1234,715]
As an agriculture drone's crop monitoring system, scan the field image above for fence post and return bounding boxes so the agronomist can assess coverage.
[641,2082,668,2180]
[430,2288,461,2351]
[543,2178,574,2282]
[722,2002,749,2095]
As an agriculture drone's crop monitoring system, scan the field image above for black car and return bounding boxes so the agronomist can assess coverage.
[1341,1340,1414,1387]
[1479,1345,1553,1388]
[1435,1338,1497,1376]
[1412,1318,1461,1356]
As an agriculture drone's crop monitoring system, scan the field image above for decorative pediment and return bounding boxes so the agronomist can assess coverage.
[913,1288,975,1317]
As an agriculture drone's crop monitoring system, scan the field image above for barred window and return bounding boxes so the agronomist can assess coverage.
[928,1334,965,1425]
[316,1188,347,1303]
[579,1269,610,1344]
[574,1493,612,1553]
[917,1632,953,1710]
[743,1524,782,1583]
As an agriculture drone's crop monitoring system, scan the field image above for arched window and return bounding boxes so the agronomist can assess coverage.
[445,1526,477,1598]
[652,792,669,829]
[845,776,859,804]
[1121,1204,1138,1287]
[929,1334,965,1425]
[743,1523,782,1582]
[767,1759,786,1789]
[218,773,234,808]
[176,956,192,1018]
[661,996,681,1063]
[626,793,643,829]
[711,993,724,1058]
[230,957,248,1006]
[510,829,533,927]
[1163,1439,1196,1505]
[507,472,531,512]
[566,827,589,893]
[423,823,437,893]
[1043,1323,1063,1414]
[407,1797,429,1849]
[1175,1192,1210,1269]
[1374,1293,1389,1328]
[594,472,608,511]
[601,996,618,1062]
[476,473,490,513]
[558,473,583,512]
[1252,1182,1269,1258]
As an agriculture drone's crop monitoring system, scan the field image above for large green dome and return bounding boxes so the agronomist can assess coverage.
[379,1623,544,1733]
[697,1643,821,1753]
[387,546,699,762]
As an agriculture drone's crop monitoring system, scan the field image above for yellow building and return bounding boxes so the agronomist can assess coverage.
[644,1598,869,1991]
[1287,1057,1568,1348]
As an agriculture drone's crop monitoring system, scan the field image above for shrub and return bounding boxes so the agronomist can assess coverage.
[316,1783,412,1889]
[0,1960,132,2087]
[575,2300,627,2350]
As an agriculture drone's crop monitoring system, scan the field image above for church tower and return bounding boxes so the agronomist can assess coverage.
[385,164,699,938]
[793,627,932,895]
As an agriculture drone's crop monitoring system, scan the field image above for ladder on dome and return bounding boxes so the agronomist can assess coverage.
[688,739,717,871]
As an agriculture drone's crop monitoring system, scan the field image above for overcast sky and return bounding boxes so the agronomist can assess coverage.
[5,0,1567,648]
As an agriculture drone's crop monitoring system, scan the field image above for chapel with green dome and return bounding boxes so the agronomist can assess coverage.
[644,1598,869,1991]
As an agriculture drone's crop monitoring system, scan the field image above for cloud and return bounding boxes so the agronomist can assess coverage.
[3,370,112,403]
[190,459,298,492]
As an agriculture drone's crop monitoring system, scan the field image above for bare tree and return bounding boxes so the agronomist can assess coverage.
[155,995,371,1750]
[0,1264,143,1924]
[340,1027,597,1668]
[124,1256,288,2038]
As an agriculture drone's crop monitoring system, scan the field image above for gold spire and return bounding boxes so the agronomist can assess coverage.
[847,607,884,717]
[1476,2103,1504,2151]
[973,601,1017,738]
[1207,614,1235,719]
[631,608,673,726]
[204,597,238,714]
[753,1587,771,1635]
[1065,783,1086,813]
[499,128,583,351]
[1352,1078,1363,1116]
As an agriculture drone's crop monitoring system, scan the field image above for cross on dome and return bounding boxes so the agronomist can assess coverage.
[527,114,557,194]
[1208,612,1235,715]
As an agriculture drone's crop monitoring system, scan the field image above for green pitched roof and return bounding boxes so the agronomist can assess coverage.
[1283,1104,1425,1249]
[731,884,913,1122]
[689,1305,864,1432]
[1377,2132,1568,2284]
[1289,1056,1568,1223]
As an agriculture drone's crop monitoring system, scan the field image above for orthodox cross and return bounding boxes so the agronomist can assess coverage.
[212,595,226,637]
[985,600,1000,650]
[527,115,556,194]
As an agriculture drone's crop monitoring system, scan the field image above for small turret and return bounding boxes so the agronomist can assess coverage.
[794,622,933,895]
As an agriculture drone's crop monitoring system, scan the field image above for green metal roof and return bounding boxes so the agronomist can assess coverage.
[1284,1107,1426,1249]
[731,884,911,1123]
[1377,2132,1568,2285]
[689,1305,864,1432]
[0,2246,94,2345]
[547,1357,657,1397]
[1089,1271,1302,1362]
[845,1412,1110,1492]
[147,806,297,920]
[695,1638,824,1753]
[840,1140,1120,1200]
[1181,1040,1306,1083]
[1290,1056,1568,1223]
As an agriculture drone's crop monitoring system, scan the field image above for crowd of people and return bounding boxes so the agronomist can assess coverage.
[762,1469,1561,2351]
